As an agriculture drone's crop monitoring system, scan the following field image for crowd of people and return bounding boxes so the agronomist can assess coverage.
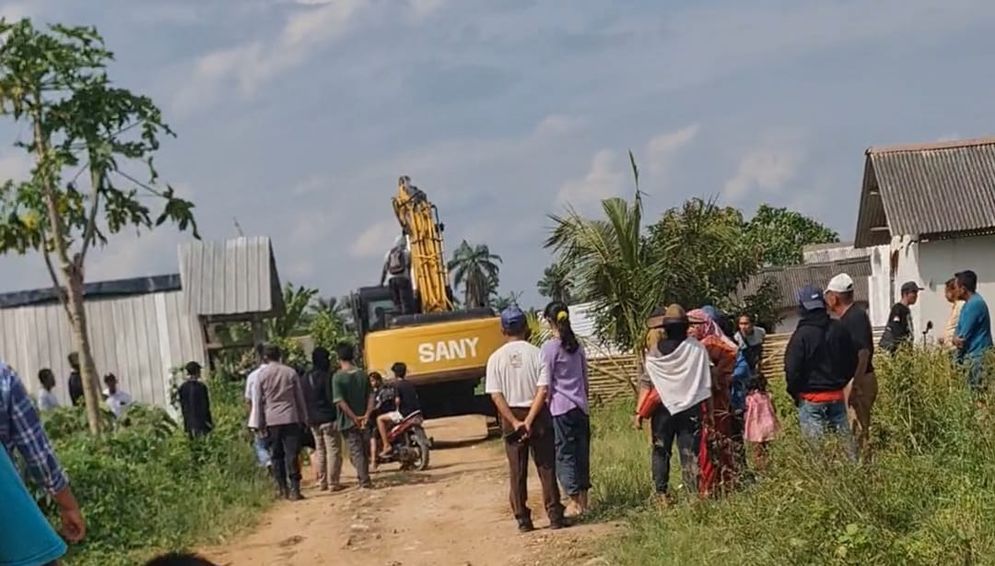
[243,342,423,499]
[0,267,990,562]
[627,268,992,506]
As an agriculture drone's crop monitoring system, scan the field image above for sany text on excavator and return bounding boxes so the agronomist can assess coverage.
[350,177,505,418]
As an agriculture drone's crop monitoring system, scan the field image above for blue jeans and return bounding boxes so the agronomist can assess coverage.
[552,408,592,496]
[797,399,856,460]
[253,435,272,467]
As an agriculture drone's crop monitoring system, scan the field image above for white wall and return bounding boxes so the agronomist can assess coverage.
[0,291,205,409]
[867,245,892,327]
[892,234,995,343]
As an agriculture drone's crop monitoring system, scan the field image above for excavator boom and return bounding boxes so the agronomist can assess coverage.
[392,176,453,313]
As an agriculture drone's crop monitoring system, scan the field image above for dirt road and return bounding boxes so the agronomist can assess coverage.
[202,416,612,566]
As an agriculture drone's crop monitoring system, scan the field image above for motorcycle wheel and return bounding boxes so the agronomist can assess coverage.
[412,427,431,471]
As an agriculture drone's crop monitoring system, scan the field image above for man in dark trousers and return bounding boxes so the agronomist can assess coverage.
[254,345,309,501]
[485,307,565,532]
[178,361,213,438]
[380,235,414,315]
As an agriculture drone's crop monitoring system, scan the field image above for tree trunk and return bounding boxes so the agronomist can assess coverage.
[32,101,102,434]
[65,268,103,434]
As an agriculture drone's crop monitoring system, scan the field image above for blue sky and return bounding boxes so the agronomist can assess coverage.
[1,0,994,306]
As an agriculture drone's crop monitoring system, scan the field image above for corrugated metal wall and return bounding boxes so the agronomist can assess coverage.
[0,291,205,407]
[179,236,281,317]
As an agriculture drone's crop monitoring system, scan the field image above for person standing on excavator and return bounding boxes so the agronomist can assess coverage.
[381,233,415,315]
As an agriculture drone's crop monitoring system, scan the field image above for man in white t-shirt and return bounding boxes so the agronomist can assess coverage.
[485,307,566,533]
[244,344,271,468]
[101,374,132,418]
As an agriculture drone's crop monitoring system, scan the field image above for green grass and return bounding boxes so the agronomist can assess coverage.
[589,349,995,565]
[39,379,273,566]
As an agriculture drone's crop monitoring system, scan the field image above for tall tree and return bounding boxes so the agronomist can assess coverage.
[648,197,772,320]
[0,21,197,433]
[537,261,574,304]
[547,151,667,360]
[447,240,502,308]
[745,204,839,266]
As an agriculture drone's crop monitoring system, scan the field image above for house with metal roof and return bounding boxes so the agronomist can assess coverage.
[740,254,875,333]
[854,137,995,341]
[0,237,283,409]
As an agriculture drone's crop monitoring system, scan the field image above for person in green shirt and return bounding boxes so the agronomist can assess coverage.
[331,342,373,488]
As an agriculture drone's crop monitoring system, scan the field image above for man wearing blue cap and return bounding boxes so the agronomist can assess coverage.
[784,285,857,458]
[485,306,566,532]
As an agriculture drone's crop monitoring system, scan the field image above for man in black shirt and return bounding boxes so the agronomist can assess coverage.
[825,273,876,457]
[301,347,342,491]
[178,361,213,438]
[376,362,420,457]
[880,281,922,353]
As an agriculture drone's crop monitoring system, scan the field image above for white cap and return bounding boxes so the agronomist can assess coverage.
[826,273,854,293]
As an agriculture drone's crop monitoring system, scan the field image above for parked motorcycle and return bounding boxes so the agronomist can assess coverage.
[373,411,431,471]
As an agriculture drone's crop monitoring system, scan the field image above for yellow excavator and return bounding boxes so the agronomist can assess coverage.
[350,176,505,418]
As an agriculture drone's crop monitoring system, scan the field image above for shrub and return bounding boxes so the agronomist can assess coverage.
[37,378,272,565]
[593,349,995,565]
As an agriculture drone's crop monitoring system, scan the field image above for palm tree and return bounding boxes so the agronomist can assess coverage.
[546,151,671,358]
[537,261,574,304]
[311,295,353,329]
[448,241,502,308]
[492,290,522,312]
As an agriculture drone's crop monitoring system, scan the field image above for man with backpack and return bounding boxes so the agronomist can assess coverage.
[381,234,414,315]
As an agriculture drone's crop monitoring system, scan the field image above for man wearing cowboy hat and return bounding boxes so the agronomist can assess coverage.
[635,304,713,502]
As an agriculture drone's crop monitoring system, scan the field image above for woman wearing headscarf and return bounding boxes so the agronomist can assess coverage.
[688,307,739,497]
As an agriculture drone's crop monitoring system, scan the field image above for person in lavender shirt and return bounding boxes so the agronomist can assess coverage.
[540,301,591,516]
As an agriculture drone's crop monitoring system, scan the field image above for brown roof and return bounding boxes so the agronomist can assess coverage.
[739,257,872,310]
[855,137,995,247]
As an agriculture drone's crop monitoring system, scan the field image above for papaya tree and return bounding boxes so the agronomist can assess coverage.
[0,20,198,434]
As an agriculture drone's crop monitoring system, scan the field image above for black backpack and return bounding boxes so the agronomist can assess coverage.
[387,247,406,275]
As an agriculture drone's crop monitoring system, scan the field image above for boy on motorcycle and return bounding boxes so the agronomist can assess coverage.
[377,362,421,458]
[367,372,394,470]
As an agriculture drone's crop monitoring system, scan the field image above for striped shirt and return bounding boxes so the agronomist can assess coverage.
[0,362,69,494]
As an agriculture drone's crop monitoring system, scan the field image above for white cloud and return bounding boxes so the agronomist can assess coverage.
[350,220,399,259]
[173,0,368,114]
[644,124,699,175]
[557,149,626,211]
[722,147,802,202]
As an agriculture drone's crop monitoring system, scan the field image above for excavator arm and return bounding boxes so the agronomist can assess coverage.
[392,176,454,313]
